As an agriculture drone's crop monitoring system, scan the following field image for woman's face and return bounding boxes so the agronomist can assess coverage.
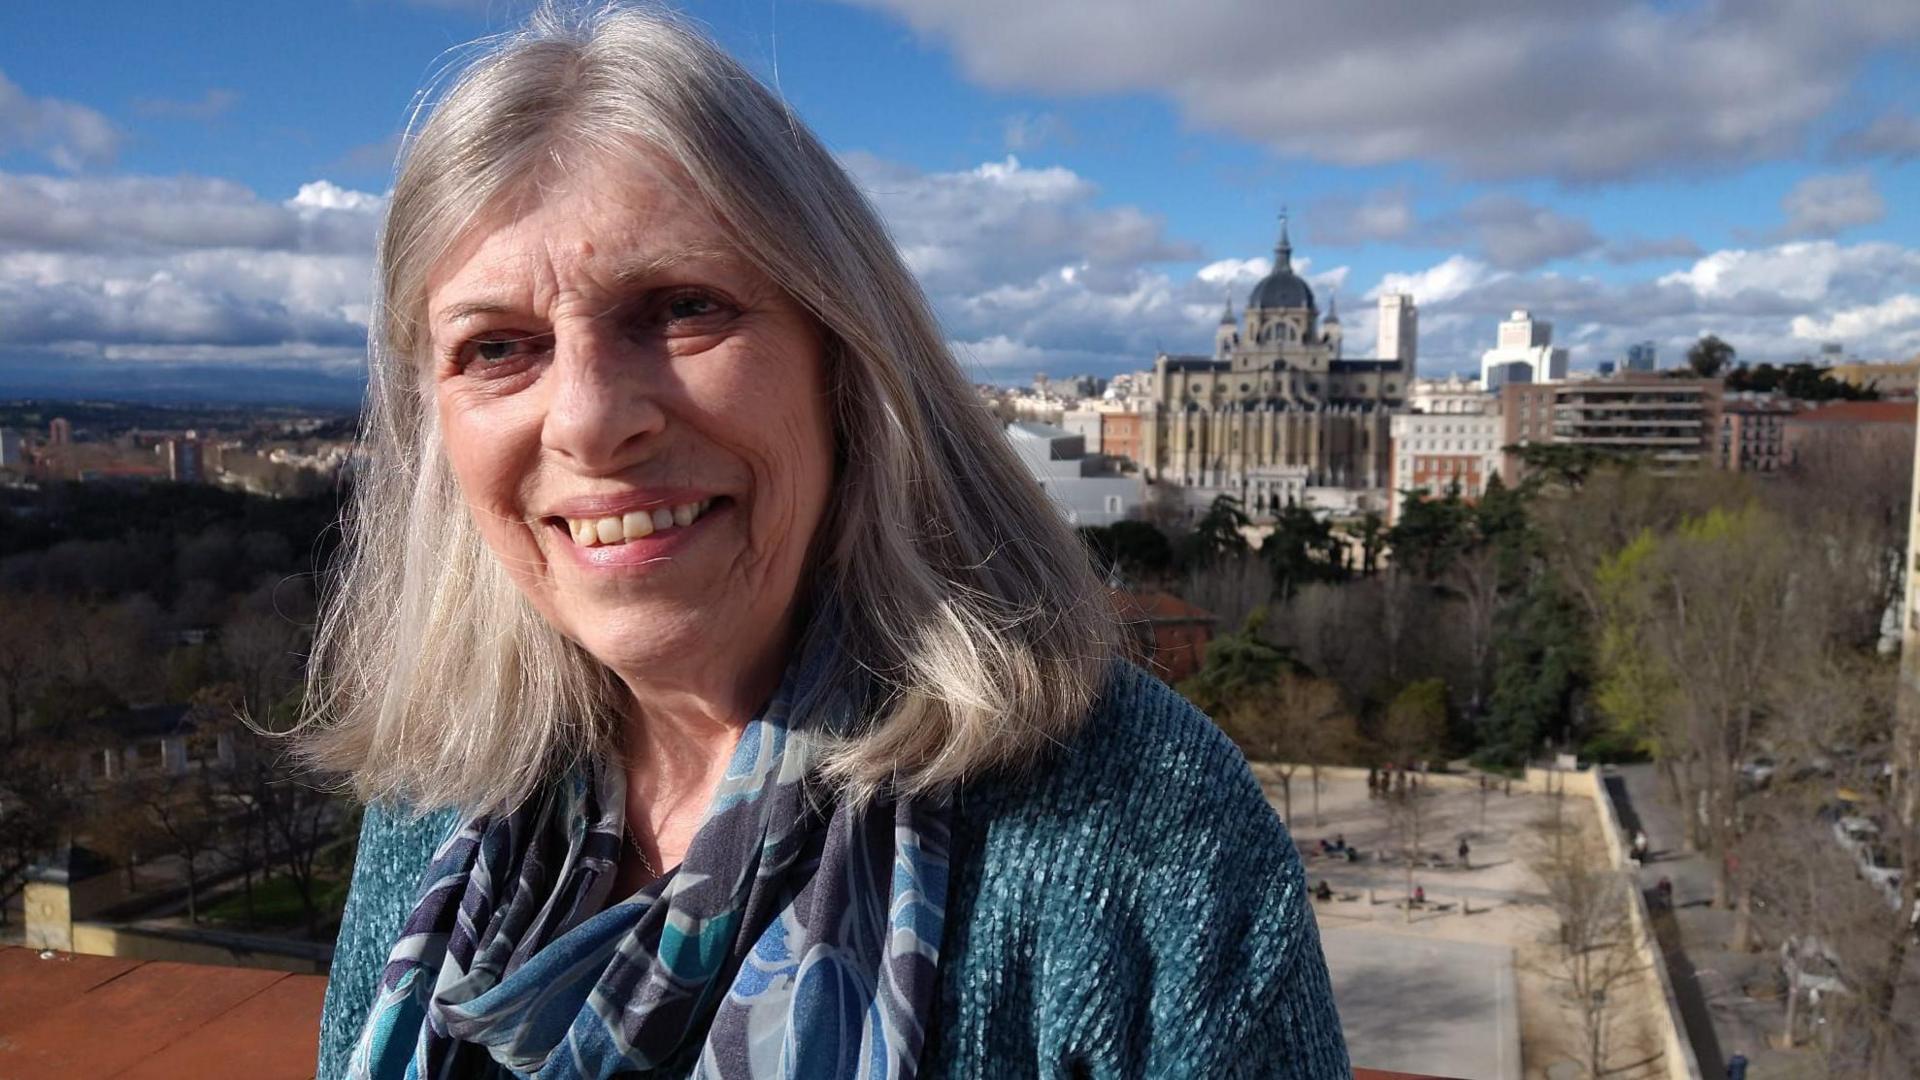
[424,154,836,691]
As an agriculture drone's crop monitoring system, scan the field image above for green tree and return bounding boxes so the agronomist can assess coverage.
[1186,494,1251,567]
[1176,607,1299,717]
[1686,333,1735,378]
[1263,501,1346,602]
[1483,574,1587,766]
[1385,489,1471,580]
[1382,678,1450,767]
[1079,520,1174,582]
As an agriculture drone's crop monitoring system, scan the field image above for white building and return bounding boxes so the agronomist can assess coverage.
[1377,293,1418,371]
[1479,309,1569,391]
[1004,421,1143,526]
[1407,374,1495,416]
[1389,409,1506,523]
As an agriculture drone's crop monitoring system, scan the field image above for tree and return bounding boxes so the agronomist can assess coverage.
[1686,333,1735,379]
[1528,812,1649,1078]
[1218,671,1353,826]
[1345,511,1387,577]
[1382,678,1449,768]
[1079,520,1174,583]
[1186,494,1251,567]
[1484,574,1588,765]
[1177,607,1298,717]
[1263,501,1345,602]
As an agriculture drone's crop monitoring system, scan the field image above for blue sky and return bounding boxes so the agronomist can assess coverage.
[2,0,1918,400]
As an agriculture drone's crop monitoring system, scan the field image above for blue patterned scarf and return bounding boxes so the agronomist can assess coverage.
[348,631,951,1079]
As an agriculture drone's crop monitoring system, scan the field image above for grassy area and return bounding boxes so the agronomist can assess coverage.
[201,872,349,931]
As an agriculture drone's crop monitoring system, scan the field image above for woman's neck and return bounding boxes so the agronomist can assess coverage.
[609,624,796,889]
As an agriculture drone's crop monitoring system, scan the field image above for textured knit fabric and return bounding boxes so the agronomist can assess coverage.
[318,662,1350,1079]
[349,626,950,1080]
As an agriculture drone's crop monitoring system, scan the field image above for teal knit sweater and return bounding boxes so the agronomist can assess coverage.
[315,663,1350,1077]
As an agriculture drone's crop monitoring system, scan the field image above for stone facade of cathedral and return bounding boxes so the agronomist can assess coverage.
[1138,217,1411,515]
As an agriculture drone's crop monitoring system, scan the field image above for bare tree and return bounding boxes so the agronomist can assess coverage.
[1527,814,1649,1079]
[1219,671,1352,826]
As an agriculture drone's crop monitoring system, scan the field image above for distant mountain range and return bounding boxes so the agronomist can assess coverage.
[0,361,366,408]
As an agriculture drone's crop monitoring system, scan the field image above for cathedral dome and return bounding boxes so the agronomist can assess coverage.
[1249,269,1314,312]
[1246,212,1314,311]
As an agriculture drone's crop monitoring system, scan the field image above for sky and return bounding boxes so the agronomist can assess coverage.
[2,0,1918,402]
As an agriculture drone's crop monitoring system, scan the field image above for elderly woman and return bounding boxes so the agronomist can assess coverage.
[310,7,1346,1078]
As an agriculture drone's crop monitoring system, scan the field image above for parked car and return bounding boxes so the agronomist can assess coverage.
[1832,816,1880,862]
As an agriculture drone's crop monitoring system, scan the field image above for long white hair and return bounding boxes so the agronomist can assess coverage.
[298,3,1120,813]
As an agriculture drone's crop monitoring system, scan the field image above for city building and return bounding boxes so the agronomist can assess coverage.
[1623,341,1657,373]
[1098,411,1147,468]
[161,435,203,483]
[1003,421,1143,526]
[1377,292,1417,369]
[1783,400,1916,469]
[1390,397,1504,523]
[0,427,23,470]
[49,417,71,446]
[1135,215,1410,517]
[1717,395,1798,473]
[1407,374,1493,416]
[1499,374,1723,479]
[1829,359,1920,398]
[1479,310,1569,391]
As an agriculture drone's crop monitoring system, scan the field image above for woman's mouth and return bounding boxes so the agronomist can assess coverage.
[557,497,722,548]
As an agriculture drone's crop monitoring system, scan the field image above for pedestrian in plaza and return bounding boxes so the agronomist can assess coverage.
[1457,838,1471,869]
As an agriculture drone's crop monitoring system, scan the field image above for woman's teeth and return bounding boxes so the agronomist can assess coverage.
[564,499,713,547]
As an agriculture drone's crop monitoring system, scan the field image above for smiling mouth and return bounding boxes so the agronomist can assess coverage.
[553,497,722,547]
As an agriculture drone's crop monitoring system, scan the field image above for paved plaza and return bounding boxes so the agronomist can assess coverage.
[1253,765,1671,1080]
[1321,925,1520,1080]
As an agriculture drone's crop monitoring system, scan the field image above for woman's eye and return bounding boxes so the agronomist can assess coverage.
[459,333,546,372]
[664,293,723,322]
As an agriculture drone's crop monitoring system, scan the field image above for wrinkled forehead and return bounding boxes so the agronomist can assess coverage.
[422,147,723,301]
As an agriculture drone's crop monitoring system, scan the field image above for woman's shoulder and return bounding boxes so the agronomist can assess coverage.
[955,658,1273,845]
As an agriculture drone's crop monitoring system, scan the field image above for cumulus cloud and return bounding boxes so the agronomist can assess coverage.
[0,69,120,171]
[1829,109,1920,162]
[1311,188,1604,270]
[0,174,382,255]
[838,0,1920,181]
[1382,238,1920,378]
[0,171,381,363]
[1771,172,1886,240]
[1001,112,1073,152]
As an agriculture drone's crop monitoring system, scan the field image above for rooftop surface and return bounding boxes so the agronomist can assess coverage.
[0,946,1454,1077]
[0,947,326,1079]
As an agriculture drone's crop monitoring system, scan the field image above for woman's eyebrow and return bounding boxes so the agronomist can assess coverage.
[610,246,742,284]
[434,299,515,326]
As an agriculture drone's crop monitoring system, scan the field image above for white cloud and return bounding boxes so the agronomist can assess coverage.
[1369,255,1500,308]
[0,171,380,361]
[0,69,120,171]
[1310,188,1604,270]
[1791,295,1920,347]
[1773,172,1886,240]
[1383,238,1920,376]
[838,0,1920,181]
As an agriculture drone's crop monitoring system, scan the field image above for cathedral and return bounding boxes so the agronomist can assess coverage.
[1137,215,1415,515]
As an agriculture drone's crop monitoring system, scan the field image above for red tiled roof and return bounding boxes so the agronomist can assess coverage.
[1788,401,1916,425]
[0,948,326,1079]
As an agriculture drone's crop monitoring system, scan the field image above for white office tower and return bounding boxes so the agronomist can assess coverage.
[1479,309,1569,391]
[1377,293,1418,372]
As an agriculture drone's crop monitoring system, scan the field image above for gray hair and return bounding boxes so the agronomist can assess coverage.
[299,2,1119,813]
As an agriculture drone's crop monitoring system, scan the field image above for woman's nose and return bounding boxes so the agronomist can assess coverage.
[540,323,667,471]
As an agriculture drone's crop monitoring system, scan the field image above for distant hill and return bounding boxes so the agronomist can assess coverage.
[0,361,366,409]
